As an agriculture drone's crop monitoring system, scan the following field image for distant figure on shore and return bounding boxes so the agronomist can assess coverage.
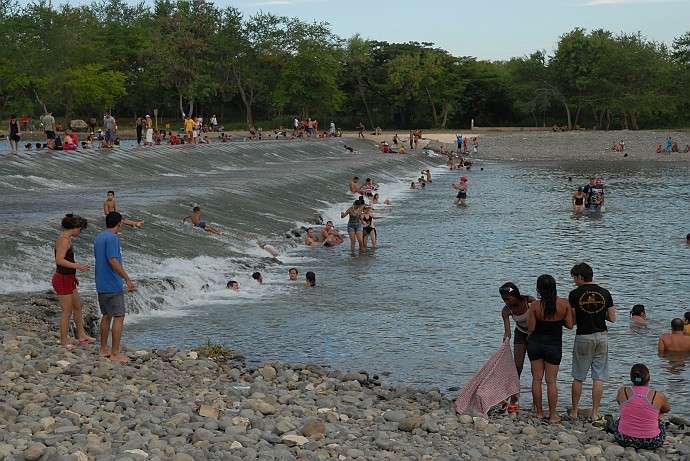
[456,134,462,152]
[614,364,670,450]
[304,271,316,287]
[226,280,239,291]
[104,191,144,228]
[288,268,298,281]
[666,137,673,153]
[572,187,586,212]
[357,122,365,138]
[183,206,223,235]
[630,304,647,325]
[53,214,95,350]
[452,177,468,206]
[658,318,690,352]
[252,272,263,284]
[94,212,135,363]
[472,138,479,155]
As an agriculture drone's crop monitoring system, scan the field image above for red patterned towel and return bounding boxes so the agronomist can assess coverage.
[455,339,520,416]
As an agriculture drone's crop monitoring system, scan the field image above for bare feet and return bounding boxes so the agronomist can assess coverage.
[549,415,561,424]
[99,347,111,358]
[135,221,144,227]
[110,353,131,363]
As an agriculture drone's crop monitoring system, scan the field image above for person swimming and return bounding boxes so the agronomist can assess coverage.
[630,304,647,325]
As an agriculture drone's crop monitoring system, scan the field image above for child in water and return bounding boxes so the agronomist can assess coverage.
[183,206,224,235]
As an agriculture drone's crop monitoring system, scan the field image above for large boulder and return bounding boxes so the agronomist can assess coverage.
[70,119,88,132]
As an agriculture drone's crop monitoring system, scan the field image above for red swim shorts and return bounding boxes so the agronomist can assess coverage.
[52,272,77,296]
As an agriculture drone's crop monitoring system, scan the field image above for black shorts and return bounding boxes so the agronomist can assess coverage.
[527,339,562,365]
[10,133,20,142]
[45,130,56,140]
[514,328,528,345]
[456,191,467,199]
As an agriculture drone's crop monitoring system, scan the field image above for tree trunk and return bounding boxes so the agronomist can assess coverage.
[178,93,185,118]
[426,87,438,127]
[562,100,572,130]
[630,111,639,130]
[357,78,374,131]
[33,88,48,115]
[440,101,452,128]
[605,110,611,130]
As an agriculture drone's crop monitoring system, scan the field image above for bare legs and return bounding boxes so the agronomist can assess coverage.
[570,379,602,419]
[100,314,129,362]
[347,230,364,253]
[511,343,527,403]
[58,291,95,347]
[530,359,561,423]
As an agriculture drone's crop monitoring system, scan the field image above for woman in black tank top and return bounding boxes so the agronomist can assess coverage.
[52,214,94,350]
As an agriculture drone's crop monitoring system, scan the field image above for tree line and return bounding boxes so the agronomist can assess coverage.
[2,0,690,130]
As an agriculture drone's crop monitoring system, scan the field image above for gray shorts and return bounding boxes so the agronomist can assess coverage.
[98,292,126,317]
[571,332,609,381]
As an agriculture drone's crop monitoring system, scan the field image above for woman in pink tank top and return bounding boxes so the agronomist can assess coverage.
[614,364,670,450]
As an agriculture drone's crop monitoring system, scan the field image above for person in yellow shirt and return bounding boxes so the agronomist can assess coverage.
[184,115,194,139]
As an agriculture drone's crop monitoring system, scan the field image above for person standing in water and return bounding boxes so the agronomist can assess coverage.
[452,176,468,206]
[52,214,96,350]
[341,198,365,253]
[572,187,586,212]
[8,114,21,154]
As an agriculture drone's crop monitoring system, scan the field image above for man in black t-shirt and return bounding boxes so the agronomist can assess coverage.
[568,262,616,422]
[582,178,596,209]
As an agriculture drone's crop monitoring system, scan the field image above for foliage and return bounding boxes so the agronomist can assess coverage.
[195,338,233,359]
[0,0,687,129]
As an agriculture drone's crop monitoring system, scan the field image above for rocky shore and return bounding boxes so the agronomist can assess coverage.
[2,295,690,461]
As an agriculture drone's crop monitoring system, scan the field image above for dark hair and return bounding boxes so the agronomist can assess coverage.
[577,186,583,192]
[353,176,358,180]
[630,304,645,317]
[226,280,238,288]
[570,262,593,282]
[252,272,261,280]
[289,267,298,274]
[35,143,41,148]
[105,211,122,228]
[685,312,690,323]
[536,274,558,318]
[686,233,690,240]
[630,363,650,386]
[193,206,200,212]
[671,318,684,332]
[10,114,16,119]
[107,190,115,195]
[306,271,316,286]
[499,282,522,300]
[61,213,88,230]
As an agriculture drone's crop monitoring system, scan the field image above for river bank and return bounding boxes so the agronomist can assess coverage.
[5,127,690,163]
[2,294,690,461]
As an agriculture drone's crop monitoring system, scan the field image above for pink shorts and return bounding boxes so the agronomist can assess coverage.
[52,272,77,296]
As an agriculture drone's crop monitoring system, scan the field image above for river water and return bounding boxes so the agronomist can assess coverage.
[1,136,689,416]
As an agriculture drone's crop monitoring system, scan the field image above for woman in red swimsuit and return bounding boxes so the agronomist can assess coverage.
[52,214,95,350]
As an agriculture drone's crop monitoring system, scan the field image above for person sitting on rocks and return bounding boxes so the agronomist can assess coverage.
[613,364,670,450]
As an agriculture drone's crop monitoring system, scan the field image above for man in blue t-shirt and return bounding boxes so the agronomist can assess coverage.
[94,212,135,363]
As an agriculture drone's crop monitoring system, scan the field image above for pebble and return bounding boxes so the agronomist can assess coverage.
[0,297,688,460]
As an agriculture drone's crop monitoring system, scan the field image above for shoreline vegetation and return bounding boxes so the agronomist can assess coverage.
[2,293,690,460]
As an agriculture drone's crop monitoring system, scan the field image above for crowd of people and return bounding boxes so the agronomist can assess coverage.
[572,178,605,212]
[500,262,688,448]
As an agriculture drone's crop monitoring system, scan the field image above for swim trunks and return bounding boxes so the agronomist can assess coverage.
[198,222,206,229]
[52,272,77,296]
[457,191,467,199]
[323,241,332,247]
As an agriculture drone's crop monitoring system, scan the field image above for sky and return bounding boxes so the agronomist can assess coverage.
[16,0,690,61]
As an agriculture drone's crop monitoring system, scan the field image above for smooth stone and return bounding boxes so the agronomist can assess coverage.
[281,434,308,447]
[23,442,46,461]
[382,410,407,422]
[300,419,325,437]
[399,416,425,432]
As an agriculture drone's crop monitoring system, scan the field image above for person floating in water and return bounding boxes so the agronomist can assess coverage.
[226,280,239,291]
[103,191,144,227]
[183,206,223,235]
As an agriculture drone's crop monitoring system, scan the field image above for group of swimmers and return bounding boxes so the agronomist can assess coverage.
[226,267,316,291]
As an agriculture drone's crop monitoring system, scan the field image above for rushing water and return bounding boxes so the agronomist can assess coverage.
[1,136,689,416]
